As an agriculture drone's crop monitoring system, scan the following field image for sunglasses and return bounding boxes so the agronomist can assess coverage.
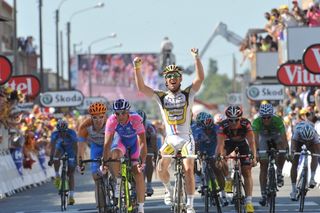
[228,118,240,123]
[92,115,105,120]
[165,72,181,79]
[262,116,271,120]
[115,111,127,116]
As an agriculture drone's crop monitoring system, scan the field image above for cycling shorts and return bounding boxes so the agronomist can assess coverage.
[160,134,195,156]
[258,134,282,160]
[224,139,251,166]
[111,134,140,164]
[90,142,103,174]
[55,143,77,168]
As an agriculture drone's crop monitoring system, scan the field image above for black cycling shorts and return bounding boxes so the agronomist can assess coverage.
[224,139,251,166]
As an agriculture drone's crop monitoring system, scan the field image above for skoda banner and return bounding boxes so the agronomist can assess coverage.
[247,84,284,101]
[40,90,84,107]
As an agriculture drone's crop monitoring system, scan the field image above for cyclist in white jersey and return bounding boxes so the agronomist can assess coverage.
[133,48,204,213]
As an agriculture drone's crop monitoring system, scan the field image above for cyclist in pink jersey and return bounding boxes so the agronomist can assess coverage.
[102,99,147,213]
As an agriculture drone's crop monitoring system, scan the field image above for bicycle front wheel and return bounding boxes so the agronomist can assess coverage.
[208,173,222,213]
[233,172,244,213]
[268,167,276,213]
[60,175,67,211]
[174,173,183,213]
[119,178,129,213]
[298,170,308,212]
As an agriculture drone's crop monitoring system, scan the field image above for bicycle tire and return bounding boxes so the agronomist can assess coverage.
[203,185,209,213]
[118,177,129,213]
[268,167,276,213]
[208,170,222,213]
[299,169,307,212]
[105,176,116,213]
[97,177,107,213]
[174,172,182,213]
[60,168,67,211]
[233,171,244,213]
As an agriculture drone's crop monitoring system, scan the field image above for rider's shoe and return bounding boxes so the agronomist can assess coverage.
[277,174,284,188]
[224,179,233,193]
[164,188,173,205]
[259,195,267,207]
[309,178,317,189]
[245,202,255,213]
[220,196,229,207]
[68,197,75,205]
[53,176,61,189]
[290,190,298,201]
[196,185,203,194]
[138,206,144,213]
[146,185,154,196]
[186,206,196,213]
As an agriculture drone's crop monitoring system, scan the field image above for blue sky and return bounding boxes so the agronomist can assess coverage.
[7,0,290,87]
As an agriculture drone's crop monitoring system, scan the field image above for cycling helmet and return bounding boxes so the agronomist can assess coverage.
[88,102,107,115]
[300,123,315,141]
[113,99,130,111]
[136,109,147,124]
[56,119,68,131]
[162,64,183,75]
[259,103,274,117]
[196,112,214,128]
[225,105,243,118]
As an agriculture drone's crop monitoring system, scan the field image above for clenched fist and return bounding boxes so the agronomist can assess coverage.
[191,48,199,59]
[133,57,142,70]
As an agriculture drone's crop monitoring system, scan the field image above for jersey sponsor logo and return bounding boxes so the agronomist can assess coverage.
[163,93,187,125]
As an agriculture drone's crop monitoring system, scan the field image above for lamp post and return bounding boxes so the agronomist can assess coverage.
[39,0,44,92]
[99,43,122,52]
[55,0,68,90]
[67,2,105,89]
[88,33,117,96]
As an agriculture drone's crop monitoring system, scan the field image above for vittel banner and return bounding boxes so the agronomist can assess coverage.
[40,90,84,107]
[302,43,320,74]
[277,63,320,86]
[6,75,41,98]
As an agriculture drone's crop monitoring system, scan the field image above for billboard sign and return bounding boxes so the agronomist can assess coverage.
[277,62,320,86]
[0,55,12,85]
[226,93,242,105]
[6,75,41,98]
[40,90,84,107]
[302,43,320,74]
[76,96,108,111]
[246,84,284,101]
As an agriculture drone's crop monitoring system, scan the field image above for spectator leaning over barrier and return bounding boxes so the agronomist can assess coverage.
[48,119,78,205]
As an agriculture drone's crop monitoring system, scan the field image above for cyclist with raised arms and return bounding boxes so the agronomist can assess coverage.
[102,99,147,213]
[215,105,257,213]
[290,121,320,201]
[252,103,289,206]
[136,109,158,196]
[133,48,204,213]
[191,112,229,206]
[48,119,78,205]
[77,102,108,211]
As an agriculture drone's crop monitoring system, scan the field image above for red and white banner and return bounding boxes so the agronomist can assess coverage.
[277,63,320,86]
[6,75,41,98]
[0,55,12,85]
[302,43,320,74]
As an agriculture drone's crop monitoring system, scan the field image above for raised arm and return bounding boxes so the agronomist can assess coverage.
[133,57,155,97]
[191,48,205,92]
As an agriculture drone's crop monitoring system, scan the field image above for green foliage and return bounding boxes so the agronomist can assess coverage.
[197,58,234,104]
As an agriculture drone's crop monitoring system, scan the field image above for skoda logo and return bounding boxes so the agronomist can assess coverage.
[42,94,53,105]
[248,87,259,98]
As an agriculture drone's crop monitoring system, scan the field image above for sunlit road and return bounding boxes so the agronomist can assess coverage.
[1,165,320,213]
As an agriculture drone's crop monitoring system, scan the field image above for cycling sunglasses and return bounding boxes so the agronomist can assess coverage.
[92,115,105,120]
[115,110,128,116]
[228,118,240,123]
[165,72,181,79]
[262,116,271,120]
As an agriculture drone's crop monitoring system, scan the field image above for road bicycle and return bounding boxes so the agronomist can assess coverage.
[198,151,222,213]
[294,144,320,212]
[258,140,287,213]
[117,149,139,213]
[79,158,116,213]
[162,150,197,213]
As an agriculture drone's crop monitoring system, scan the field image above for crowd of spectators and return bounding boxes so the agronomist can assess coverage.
[240,1,320,64]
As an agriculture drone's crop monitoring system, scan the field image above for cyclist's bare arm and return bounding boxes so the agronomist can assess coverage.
[281,132,289,148]
[315,89,320,112]
[190,48,205,92]
[77,123,89,164]
[246,130,257,162]
[103,132,114,160]
[133,57,154,97]
[216,134,226,156]
[138,132,147,164]
[291,139,297,152]
[254,133,260,150]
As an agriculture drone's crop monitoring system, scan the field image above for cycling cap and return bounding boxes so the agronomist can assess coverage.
[136,109,147,124]
[88,102,107,115]
[225,105,243,118]
[113,99,130,111]
[300,123,315,141]
[259,103,273,117]
[162,64,183,75]
[57,119,68,131]
[196,112,214,128]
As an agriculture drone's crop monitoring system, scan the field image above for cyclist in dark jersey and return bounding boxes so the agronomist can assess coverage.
[215,105,257,213]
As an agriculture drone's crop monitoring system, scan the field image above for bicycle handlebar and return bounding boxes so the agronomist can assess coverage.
[258,149,287,154]
[293,152,320,157]
[161,154,198,159]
